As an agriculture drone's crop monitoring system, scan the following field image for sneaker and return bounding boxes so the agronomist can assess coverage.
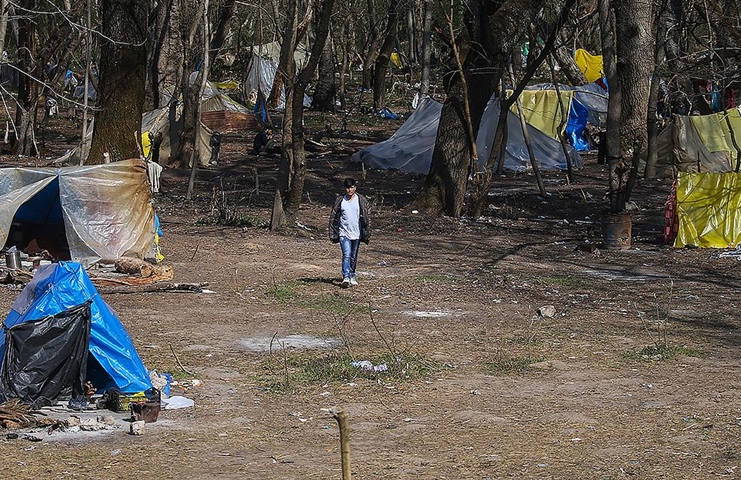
[341,277,351,288]
[349,277,358,286]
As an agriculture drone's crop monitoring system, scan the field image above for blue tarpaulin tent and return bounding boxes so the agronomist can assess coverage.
[0,262,151,395]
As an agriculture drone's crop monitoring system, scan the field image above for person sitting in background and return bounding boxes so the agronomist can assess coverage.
[252,128,273,154]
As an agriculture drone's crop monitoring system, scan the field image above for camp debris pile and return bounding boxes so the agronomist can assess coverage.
[0,253,208,294]
[0,398,61,431]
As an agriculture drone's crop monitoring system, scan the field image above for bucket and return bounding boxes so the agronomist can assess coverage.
[602,213,632,249]
[5,251,21,269]
[131,401,161,423]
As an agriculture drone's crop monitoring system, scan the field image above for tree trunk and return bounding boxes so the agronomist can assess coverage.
[644,11,667,180]
[171,0,208,169]
[186,0,210,200]
[419,0,432,96]
[210,0,236,52]
[311,31,336,111]
[0,0,9,60]
[150,0,175,109]
[413,0,547,216]
[614,0,654,210]
[268,0,313,108]
[274,0,337,224]
[337,18,351,110]
[372,1,399,111]
[14,0,38,156]
[600,0,622,212]
[361,0,382,90]
[553,38,588,86]
[88,0,147,164]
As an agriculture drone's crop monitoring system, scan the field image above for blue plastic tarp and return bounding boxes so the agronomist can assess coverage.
[566,98,590,152]
[1,262,151,393]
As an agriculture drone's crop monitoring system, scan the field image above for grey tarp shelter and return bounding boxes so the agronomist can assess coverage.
[352,97,582,175]
[0,159,156,264]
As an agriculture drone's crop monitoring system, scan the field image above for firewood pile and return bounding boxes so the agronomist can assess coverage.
[0,398,59,430]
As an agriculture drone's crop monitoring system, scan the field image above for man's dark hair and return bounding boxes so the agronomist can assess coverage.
[343,178,357,188]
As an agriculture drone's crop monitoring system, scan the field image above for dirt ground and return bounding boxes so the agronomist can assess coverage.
[2,124,741,480]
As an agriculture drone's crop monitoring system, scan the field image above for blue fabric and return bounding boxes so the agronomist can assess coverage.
[254,91,268,124]
[13,177,63,225]
[339,237,360,279]
[1,262,151,393]
[566,98,590,152]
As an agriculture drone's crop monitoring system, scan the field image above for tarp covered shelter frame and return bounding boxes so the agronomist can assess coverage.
[0,262,152,403]
[0,159,157,264]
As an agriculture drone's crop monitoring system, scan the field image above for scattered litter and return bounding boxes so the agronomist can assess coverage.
[537,305,556,318]
[351,360,388,372]
[378,107,399,120]
[405,311,450,318]
[162,396,194,410]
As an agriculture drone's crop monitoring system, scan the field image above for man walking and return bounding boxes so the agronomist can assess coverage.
[329,178,371,288]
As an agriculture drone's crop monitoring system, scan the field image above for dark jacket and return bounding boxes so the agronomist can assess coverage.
[329,193,371,244]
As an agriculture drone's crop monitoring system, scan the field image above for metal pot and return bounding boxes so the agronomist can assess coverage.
[5,251,21,269]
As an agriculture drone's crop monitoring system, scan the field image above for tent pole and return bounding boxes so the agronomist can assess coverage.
[547,55,574,183]
[509,63,546,196]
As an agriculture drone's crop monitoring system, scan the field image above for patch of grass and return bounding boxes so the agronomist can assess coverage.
[266,282,299,303]
[485,351,543,374]
[623,344,700,362]
[259,352,439,392]
[221,214,268,228]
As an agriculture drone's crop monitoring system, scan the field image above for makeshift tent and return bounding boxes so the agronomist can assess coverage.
[243,48,313,111]
[648,109,741,174]
[352,96,582,175]
[476,97,582,172]
[525,83,610,147]
[352,97,442,174]
[141,104,212,166]
[674,172,741,248]
[0,262,152,407]
[0,159,157,264]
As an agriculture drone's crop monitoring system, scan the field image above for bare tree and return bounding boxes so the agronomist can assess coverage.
[271,0,337,229]
[88,0,148,164]
[412,0,550,217]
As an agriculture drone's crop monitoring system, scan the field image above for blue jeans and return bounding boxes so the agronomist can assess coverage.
[339,237,360,279]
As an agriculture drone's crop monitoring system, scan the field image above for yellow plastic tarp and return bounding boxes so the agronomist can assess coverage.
[574,49,604,83]
[688,108,741,154]
[390,52,403,68]
[675,171,741,248]
[141,131,151,159]
[510,90,573,139]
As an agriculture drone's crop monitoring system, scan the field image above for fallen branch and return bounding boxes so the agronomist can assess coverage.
[96,282,208,294]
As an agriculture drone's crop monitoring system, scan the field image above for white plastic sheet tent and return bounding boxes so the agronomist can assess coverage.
[141,104,211,166]
[243,44,313,110]
[0,159,156,264]
[352,96,582,174]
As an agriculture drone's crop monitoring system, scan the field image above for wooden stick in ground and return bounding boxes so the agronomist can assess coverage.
[331,408,352,480]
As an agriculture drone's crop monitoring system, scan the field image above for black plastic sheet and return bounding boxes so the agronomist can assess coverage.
[0,302,91,408]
